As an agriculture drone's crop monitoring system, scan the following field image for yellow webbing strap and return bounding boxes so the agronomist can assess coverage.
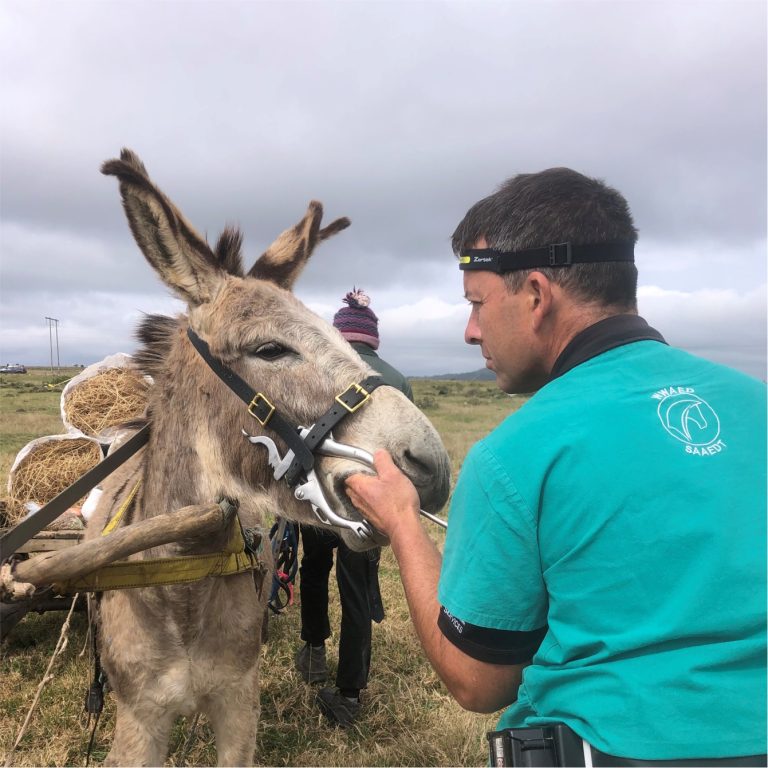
[101,480,141,536]
[54,502,264,594]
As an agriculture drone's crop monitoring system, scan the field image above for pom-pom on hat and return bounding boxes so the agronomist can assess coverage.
[333,288,380,350]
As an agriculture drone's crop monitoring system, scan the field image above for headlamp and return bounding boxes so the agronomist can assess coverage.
[459,241,635,273]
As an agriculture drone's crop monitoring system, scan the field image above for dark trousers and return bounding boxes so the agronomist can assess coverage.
[298,525,383,691]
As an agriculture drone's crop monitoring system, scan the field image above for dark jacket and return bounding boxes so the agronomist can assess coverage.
[350,342,413,402]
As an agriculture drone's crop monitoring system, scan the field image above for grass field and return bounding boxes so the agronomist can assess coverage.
[0,369,524,767]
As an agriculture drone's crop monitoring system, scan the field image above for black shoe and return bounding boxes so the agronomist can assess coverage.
[316,687,360,728]
[294,643,328,683]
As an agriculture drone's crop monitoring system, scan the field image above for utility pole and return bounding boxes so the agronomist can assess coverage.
[45,317,60,373]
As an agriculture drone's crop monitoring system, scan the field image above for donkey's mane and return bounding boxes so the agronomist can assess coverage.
[134,313,179,379]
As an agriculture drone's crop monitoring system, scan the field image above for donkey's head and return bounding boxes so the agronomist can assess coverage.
[102,149,450,551]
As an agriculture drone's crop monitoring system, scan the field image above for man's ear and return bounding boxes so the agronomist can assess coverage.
[525,271,554,331]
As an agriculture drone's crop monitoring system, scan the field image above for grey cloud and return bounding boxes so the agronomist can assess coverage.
[1,0,765,379]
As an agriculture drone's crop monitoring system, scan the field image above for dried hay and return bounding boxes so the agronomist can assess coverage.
[62,365,149,441]
[6,436,102,527]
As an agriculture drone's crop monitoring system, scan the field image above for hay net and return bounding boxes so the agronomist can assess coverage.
[61,353,150,442]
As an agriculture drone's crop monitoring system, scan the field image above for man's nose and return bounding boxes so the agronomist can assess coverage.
[464,315,481,346]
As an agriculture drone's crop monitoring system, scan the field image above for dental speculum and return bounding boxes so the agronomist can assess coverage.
[242,428,447,541]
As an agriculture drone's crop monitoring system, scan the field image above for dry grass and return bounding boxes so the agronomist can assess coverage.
[0,376,521,767]
[62,367,148,439]
[6,437,101,525]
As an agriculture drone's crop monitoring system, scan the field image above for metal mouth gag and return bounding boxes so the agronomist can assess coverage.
[242,427,447,542]
[299,428,448,531]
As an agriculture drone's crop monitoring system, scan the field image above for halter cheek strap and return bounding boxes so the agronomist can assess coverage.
[187,329,315,482]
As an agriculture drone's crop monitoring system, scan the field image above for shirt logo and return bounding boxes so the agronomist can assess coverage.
[651,386,726,456]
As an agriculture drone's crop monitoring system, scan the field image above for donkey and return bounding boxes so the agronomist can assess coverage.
[83,149,450,766]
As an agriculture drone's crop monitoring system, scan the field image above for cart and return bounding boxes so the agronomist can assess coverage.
[0,529,86,642]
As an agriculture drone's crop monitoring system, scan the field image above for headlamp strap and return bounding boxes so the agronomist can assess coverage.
[459,241,634,273]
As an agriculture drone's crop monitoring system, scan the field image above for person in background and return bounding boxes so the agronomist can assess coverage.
[295,288,413,728]
[345,169,766,765]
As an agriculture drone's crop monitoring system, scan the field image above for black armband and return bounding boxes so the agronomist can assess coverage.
[438,606,547,664]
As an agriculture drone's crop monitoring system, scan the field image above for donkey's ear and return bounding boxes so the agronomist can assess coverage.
[247,200,350,290]
[102,148,225,305]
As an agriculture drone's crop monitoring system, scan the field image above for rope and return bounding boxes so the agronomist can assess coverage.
[84,604,104,767]
[78,598,93,659]
[3,593,80,767]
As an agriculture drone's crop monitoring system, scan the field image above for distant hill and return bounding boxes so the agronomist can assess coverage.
[413,368,495,381]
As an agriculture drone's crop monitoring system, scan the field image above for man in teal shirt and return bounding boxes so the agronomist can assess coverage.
[346,168,766,764]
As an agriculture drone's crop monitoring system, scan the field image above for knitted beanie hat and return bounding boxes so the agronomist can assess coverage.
[333,288,380,350]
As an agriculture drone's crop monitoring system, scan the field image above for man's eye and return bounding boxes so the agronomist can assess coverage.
[251,342,287,360]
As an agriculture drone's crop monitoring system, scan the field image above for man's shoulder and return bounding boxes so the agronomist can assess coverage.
[494,342,765,446]
[636,342,766,396]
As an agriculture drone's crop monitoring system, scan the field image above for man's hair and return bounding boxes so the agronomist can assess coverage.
[451,167,639,309]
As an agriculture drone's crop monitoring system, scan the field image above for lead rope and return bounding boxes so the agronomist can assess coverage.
[84,708,101,768]
[84,615,105,768]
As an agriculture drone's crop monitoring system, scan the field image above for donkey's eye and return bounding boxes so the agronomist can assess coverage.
[251,342,288,361]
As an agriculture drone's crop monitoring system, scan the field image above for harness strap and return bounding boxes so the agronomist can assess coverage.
[53,505,265,594]
[101,480,141,536]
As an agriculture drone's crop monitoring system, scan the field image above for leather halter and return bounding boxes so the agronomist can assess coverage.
[186,328,387,487]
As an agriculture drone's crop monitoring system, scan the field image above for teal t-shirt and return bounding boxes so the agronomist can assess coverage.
[438,341,767,760]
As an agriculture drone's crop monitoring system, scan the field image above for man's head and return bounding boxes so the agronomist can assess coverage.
[333,288,380,350]
[454,168,639,394]
[452,167,639,309]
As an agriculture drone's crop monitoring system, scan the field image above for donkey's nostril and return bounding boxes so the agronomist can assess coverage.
[401,449,433,483]
[397,446,450,515]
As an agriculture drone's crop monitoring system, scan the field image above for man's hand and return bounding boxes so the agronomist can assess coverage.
[345,450,421,541]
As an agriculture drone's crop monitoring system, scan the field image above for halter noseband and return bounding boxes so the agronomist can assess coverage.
[187,328,388,542]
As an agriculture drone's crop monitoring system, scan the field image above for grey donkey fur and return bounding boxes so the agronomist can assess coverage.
[84,149,450,766]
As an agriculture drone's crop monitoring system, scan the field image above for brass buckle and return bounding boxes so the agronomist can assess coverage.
[248,393,275,426]
[335,383,371,414]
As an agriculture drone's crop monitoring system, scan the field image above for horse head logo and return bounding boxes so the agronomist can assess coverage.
[658,393,720,446]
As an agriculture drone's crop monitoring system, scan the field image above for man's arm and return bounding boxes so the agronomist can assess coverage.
[345,450,525,713]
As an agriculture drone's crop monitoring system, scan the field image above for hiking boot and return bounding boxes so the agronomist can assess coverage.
[316,687,360,728]
[294,643,328,683]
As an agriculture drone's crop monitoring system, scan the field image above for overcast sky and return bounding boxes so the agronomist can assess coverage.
[1,0,765,379]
